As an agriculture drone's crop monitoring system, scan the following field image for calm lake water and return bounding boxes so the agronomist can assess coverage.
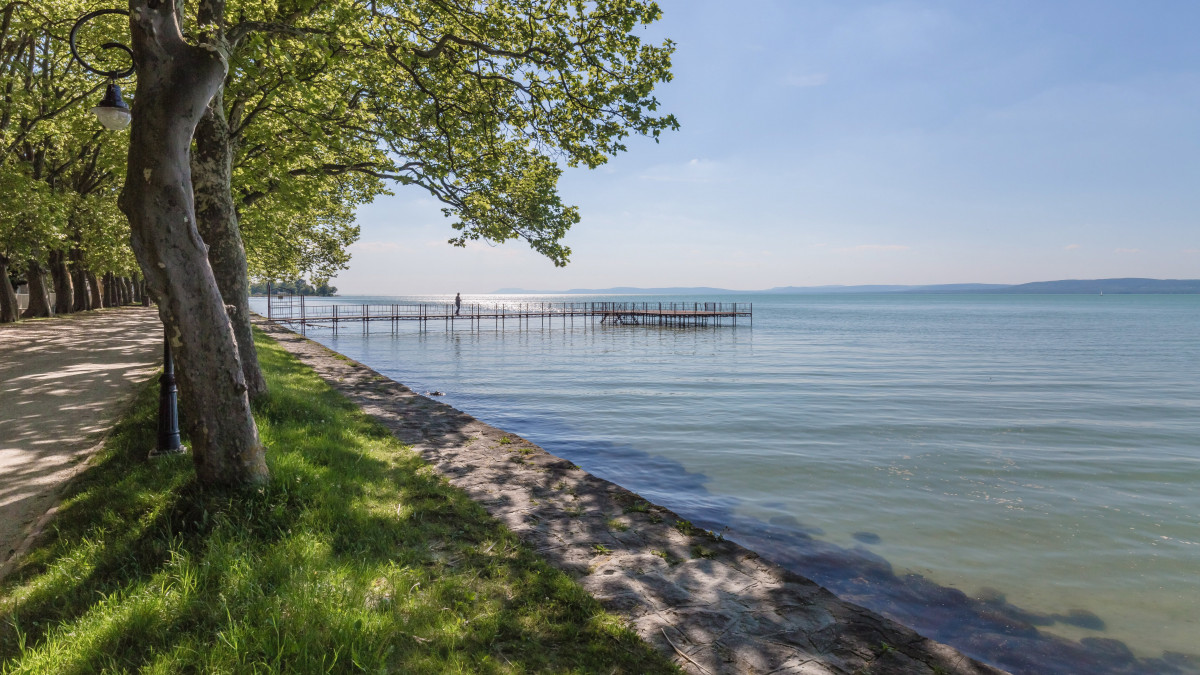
[251,293,1200,674]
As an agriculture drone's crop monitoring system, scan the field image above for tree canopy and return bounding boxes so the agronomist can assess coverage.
[222,0,678,271]
[3,0,677,485]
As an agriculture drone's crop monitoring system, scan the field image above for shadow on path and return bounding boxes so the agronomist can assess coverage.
[0,308,162,569]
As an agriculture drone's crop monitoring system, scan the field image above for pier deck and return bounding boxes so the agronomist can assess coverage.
[263,298,751,334]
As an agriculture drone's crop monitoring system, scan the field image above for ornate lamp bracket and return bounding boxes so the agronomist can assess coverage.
[69,9,135,79]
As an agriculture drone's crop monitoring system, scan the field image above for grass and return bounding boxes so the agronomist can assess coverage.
[605,520,628,533]
[0,329,680,674]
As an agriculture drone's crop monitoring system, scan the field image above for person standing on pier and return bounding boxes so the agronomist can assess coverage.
[455,293,462,316]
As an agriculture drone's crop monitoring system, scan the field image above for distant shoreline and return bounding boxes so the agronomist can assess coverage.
[490,277,1200,295]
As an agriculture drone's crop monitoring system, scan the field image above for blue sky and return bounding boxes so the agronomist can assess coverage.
[338,0,1200,294]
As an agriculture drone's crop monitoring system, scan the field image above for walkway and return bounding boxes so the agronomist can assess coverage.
[0,308,162,575]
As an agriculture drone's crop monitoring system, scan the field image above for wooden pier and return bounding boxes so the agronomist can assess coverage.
[263,297,751,334]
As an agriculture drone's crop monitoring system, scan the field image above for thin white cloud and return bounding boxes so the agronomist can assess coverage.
[638,158,724,183]
[349,241,409,253]
[784,73,829,88]
[1064,244,1082,250]
[837,244,912,252]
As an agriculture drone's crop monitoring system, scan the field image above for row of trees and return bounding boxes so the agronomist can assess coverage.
[0,0,366,325]
[1,0,131,322]
[248,279,336,296]
[4,0,677,487]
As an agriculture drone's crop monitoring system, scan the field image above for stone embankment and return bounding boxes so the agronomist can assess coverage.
[258,319,1005,675]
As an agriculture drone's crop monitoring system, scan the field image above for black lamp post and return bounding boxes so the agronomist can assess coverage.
[151,327,184,455]
[70,9,185,456]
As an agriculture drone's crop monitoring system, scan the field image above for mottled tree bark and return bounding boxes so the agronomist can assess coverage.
[102,272,113,307]
[111,274,119,306]
[119,0,267,487]
[0,255,19,323]
[192,72,267,398]
[20,258,52,318]
[86,270,102,310]
[70,248,91,311]
[50,250,73,314]
[122,277,133,304]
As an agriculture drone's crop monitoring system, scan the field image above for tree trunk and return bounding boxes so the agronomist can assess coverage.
[101,272,112,307]
[193,89,267,399]
[86,270,102,310]
[0,255,19,323]
[140,278,150,306]
[120,0,267,487]
[20,258,52,318]
[50,250,73,314]
[132,275,142,303]
[123,277,134,304]
[71,248,91,311]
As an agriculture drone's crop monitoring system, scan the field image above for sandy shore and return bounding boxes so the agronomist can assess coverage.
[257,318,1005,675]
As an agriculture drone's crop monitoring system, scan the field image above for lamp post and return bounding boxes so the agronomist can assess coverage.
[70,9,185,456]
[151,326,184,455]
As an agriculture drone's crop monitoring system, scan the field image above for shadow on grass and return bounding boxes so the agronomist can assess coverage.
[0,332,679,673]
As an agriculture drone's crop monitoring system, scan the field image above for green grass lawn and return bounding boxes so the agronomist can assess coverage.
[0,330,679,674]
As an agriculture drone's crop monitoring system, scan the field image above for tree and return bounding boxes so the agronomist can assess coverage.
[1,0,131,322]
[188,0,677,404]
[119,0,268,486]
[250,277,336,296]
[114,0,676,487]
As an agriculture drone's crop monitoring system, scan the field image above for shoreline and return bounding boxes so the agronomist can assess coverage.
[256,316,1004,674]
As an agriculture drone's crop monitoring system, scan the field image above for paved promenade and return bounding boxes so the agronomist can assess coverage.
[0,308,162,574]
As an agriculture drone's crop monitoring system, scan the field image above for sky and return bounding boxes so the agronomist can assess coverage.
[336,0,1200,294]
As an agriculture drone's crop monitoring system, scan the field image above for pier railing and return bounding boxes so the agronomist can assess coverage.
[261,297,751,333]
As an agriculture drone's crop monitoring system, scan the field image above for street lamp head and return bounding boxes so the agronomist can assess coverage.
[92,82,131,131]
[70,9,134,131]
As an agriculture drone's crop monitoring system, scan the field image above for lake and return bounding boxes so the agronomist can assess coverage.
[250,293,1200,674]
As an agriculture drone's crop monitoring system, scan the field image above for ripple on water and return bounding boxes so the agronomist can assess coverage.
[254,293,1200,674]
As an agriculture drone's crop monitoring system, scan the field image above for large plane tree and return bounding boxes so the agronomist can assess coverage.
[121,0,677,487]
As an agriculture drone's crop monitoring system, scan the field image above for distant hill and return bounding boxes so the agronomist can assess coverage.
[978,278,1200,294]
[492,279,1200,295]
[764,283,1011,294]
[491,286,748,295]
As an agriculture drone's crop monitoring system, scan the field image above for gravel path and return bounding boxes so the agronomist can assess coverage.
[258,318,1006,675]
[0,308,162,578]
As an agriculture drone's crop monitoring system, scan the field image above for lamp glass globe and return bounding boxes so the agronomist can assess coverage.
[93,105,131,131]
